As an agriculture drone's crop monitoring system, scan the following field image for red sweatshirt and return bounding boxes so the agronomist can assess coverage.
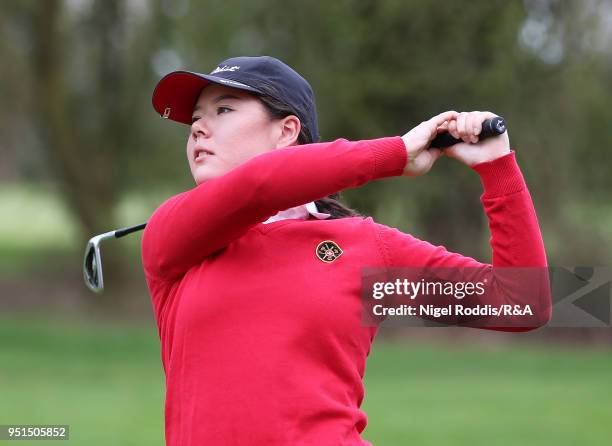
[141,136,550,445]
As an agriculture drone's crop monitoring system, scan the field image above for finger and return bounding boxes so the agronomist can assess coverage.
[436,121,450,133]
[466,112,478,143]
[464,113,474,142]
[448,119,459,139]
[428,110,459,127]
[480,111,498,120]
[474,111,500,141]
[473,112,484,136]
[478,111,499,130]
[457,112,468,143]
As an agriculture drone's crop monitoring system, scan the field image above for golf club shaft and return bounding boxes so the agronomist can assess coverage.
[428,116,506,149]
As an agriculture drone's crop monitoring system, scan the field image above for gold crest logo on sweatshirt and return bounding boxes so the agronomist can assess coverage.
[316,240,343,263]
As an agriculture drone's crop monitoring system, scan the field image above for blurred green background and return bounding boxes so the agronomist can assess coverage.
[1,0,611,444]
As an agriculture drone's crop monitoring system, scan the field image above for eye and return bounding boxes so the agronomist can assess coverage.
[191,116,200,124]
[217,106,232,115]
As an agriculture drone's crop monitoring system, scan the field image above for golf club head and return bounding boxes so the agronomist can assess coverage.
[83,231,115,294]
[82,223,147,294]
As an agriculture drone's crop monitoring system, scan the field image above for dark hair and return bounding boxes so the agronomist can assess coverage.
[254,83,361,219]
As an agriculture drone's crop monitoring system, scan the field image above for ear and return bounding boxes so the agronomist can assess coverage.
[275,115,301,148]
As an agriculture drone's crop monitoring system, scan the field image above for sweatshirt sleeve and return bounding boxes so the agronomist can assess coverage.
[374,150,551,331]
[142,136,407,282]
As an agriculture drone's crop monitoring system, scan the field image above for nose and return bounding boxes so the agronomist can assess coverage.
[191,117,210,140]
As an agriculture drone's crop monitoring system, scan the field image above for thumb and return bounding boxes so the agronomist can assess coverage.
[429,147,444,162]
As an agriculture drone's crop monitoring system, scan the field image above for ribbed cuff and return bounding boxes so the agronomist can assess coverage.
[368,136,408,179]
[471,150,526,198]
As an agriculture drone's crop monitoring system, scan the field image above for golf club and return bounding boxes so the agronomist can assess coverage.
[83,223,146,293]
[82,117,507,293]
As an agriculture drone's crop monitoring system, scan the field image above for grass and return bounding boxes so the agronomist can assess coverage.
[0,316,611,445]
[0,316,165,445]
[361,341,612,445]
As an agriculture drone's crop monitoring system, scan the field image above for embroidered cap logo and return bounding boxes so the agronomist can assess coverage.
[210,65,240,74]
[316,240,343,263]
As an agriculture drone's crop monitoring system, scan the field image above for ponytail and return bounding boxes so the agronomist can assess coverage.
[314,193,361,219]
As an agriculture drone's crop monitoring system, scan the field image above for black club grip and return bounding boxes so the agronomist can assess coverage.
[428,116,507,149]
[114,222,147,238]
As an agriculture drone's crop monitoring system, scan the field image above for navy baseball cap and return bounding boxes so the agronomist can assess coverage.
[152,55,320,142]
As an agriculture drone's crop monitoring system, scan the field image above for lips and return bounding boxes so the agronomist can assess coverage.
[194,147,214,163]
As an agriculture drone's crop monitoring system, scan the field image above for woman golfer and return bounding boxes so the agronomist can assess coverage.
[143,55,550,445]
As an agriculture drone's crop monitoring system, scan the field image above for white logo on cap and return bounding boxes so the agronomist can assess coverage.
[211,65,240,74]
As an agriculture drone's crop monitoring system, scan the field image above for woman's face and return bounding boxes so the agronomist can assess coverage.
[187,84,297,185]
